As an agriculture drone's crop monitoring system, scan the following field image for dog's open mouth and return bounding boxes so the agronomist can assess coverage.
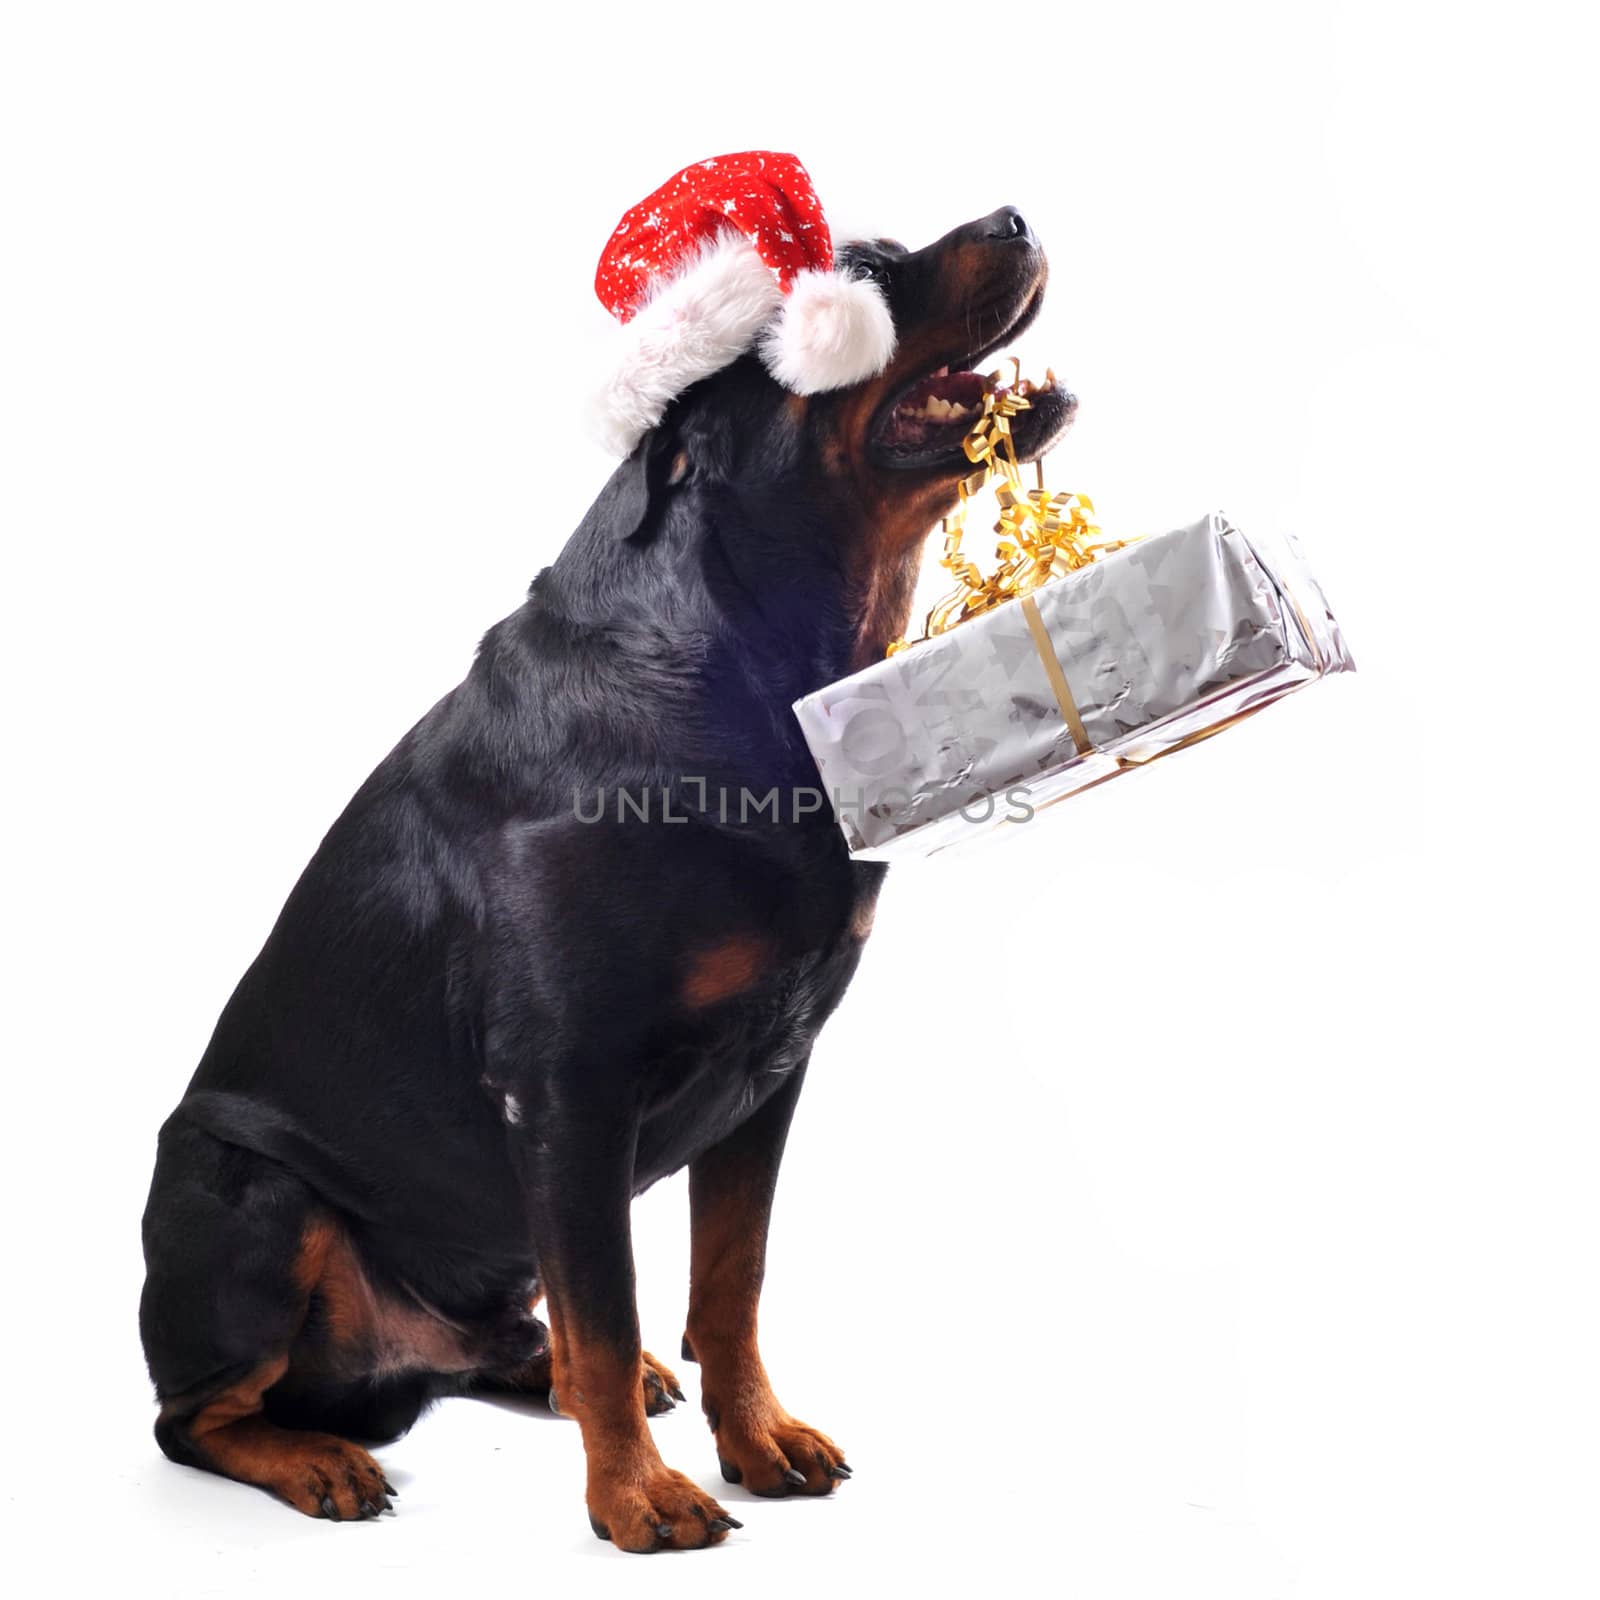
[875,365,1069,453]
[868,292,1078,471]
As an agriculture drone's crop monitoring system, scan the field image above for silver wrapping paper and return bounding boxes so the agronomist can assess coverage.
[793,511,1354,861]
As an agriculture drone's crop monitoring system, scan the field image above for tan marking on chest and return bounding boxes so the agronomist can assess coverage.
[681,935,774,1010]
[850,898,877,940]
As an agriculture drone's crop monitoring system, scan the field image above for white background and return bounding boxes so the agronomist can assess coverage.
[2,3,1594,1597]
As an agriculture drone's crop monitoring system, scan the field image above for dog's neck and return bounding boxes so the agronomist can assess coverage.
[697,476,930,680]
[843,542,924,672]
[538,470,932,747]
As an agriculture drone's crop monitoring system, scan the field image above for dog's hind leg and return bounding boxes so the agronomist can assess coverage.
[478,1341,686,1417]
[140,1118,395,1520]
[262,1368,431,1445]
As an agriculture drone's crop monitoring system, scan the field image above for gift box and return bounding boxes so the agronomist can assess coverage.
[792,510,1354,861]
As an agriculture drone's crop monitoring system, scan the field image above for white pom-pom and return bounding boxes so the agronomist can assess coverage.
[759,269,897,395]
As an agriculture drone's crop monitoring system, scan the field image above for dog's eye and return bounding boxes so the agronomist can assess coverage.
[838,241,898,285]
[848,253,895,286]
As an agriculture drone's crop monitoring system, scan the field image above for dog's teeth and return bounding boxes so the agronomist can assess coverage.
[906,389,979,424]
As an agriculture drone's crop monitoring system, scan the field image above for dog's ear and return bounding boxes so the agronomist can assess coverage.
[593,427,681,544]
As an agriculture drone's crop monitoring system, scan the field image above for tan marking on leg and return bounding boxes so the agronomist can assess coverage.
[177,1355,392,1519]
[547,1313,734,1551]
[295,1220,374,1348]
[688,1167,848,1496]
[298,1216,476,1376]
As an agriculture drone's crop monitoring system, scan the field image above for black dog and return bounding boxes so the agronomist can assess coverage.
[140,205,1075,1551]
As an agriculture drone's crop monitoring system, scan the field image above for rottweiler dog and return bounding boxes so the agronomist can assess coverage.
[140,204,1076,1551]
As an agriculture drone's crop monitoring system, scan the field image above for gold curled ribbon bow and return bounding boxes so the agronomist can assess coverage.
[888,359,1131,655]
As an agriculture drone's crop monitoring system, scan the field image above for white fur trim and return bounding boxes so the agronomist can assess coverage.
[758,268,897,395]
[586,233,784,457]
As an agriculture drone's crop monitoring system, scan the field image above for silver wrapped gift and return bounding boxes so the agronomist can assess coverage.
[793,511,1354,861]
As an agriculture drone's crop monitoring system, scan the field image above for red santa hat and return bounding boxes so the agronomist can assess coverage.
[587,151,897,456]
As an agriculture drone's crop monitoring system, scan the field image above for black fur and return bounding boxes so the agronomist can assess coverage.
[139,207,1072,1516]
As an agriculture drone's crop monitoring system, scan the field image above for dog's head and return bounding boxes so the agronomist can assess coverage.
[815,206,1076,517]
[588,207,1076,658]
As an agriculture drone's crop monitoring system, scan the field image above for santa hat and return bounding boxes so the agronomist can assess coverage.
[587,151,897,456]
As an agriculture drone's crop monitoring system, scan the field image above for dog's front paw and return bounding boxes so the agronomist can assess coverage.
[587,1462,741,1552]
[709,1401,851,1497]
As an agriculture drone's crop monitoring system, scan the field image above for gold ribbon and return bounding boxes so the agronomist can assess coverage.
[1019,594,1092,756]
[886,385,1303,783]
[888,359,1132,656]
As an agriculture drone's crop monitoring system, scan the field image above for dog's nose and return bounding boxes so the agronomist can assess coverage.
[982,206,1036,245]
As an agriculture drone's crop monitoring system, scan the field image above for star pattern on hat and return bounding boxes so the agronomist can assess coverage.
[594,151,832,323]
[585,150,897,455]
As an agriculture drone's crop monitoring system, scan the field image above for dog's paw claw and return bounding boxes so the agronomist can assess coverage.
[709,1410,850,1498]
[640,1351,684,1417]
[588,1464,735,1552]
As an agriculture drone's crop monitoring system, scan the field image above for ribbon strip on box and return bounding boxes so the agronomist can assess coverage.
[793,510,1355,861]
